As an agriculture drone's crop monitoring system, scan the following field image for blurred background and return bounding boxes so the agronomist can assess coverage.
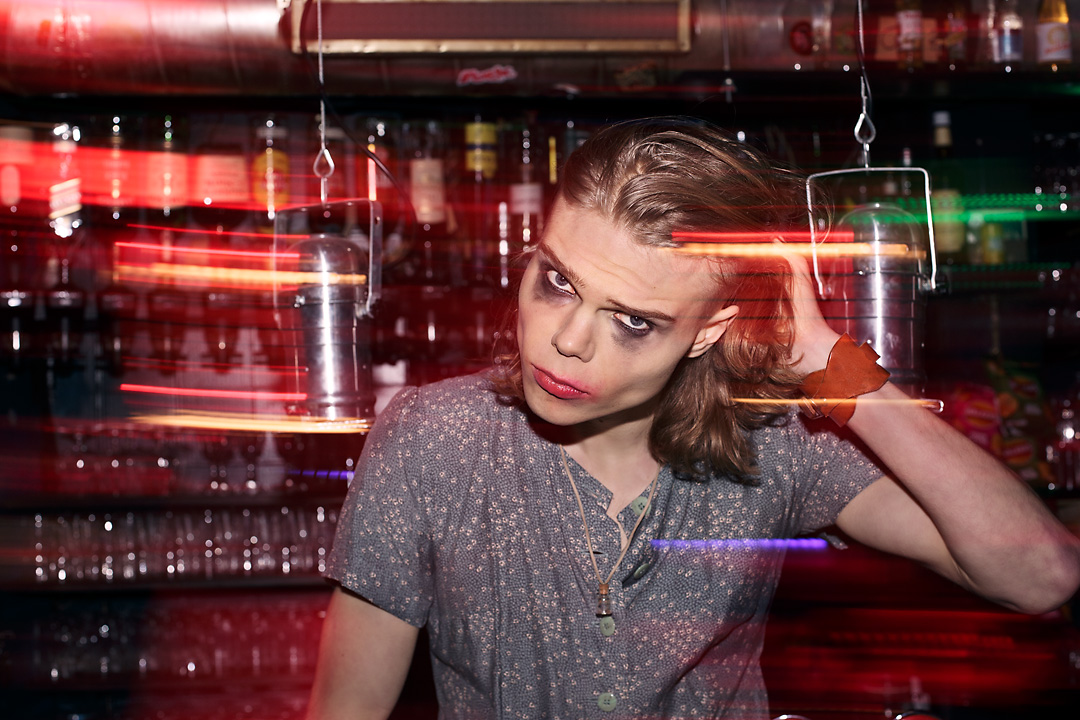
[0,1,1079,718]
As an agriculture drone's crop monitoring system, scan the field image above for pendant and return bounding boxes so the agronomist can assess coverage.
[595,582,613,617]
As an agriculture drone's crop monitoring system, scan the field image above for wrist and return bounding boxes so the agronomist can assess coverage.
[798,334,891,427]
[795,328,842,375]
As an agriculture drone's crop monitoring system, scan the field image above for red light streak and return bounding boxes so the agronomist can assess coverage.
[125,225,310,246]
[120,383,306,402]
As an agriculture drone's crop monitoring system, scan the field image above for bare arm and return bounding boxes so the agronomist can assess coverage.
[782,249,1080,614]
[835,382,1080,614]
[306,587,420,720]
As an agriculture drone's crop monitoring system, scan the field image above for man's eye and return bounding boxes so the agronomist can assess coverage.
[545,270,574,294]
[614,313,651,335]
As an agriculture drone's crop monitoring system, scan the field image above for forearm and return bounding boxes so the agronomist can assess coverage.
[846,381,1080,613]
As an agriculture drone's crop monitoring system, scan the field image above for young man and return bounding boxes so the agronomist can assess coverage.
[306,118,1080,719]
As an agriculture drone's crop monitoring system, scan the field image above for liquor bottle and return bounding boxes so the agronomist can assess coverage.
[360,117,406,268]
[457,116,500,287]
[402,119,451,285]
[929,111,966,265]
[90,114,145,288]
[251,114,290,235]
[143,113,190,254]
[938,0,971,70]
[190,116,250,244]
[500,117,544,289]
[1036,0,1072,70]
[144,114,192,375]
[43,122,87,377]
[0,124,37,370]
[89,114,142,377]
[991,0,1024,65]
[896,0,925,71]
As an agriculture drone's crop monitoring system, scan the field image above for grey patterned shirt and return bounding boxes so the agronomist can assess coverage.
[326,373,881,719]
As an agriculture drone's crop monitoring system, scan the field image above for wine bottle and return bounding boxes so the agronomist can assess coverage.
[929,111,966,266]
[896,0,925,71]
[1036,0,1072,70]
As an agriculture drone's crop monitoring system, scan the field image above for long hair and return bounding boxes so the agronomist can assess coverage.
[490,117,807,482]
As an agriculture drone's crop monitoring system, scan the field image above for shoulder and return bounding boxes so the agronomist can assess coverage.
[373,371,520,437]
[745,411,876,477]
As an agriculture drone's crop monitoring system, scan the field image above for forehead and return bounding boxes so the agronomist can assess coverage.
[540,200,718,311]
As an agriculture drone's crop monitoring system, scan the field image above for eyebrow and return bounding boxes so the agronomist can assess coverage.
[537,244,678,324]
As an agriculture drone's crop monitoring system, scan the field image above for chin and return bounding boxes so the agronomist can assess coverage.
[522,378,592,427]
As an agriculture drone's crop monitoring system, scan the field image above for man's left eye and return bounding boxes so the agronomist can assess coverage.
[614,313,650,333]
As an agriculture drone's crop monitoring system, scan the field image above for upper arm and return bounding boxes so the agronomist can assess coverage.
[306,587,420,720]
[835,475,964,584]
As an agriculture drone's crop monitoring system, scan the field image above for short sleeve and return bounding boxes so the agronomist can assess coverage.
[324,386,433,627]
[786,418,884,535]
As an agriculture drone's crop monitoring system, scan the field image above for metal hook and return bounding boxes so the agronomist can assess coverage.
[854,77,876,168]
[313,145,336,206]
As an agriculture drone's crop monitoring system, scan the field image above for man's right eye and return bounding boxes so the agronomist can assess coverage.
[545,270,575,295]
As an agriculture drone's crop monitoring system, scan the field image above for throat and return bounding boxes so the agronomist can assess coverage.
[563,443,660,517]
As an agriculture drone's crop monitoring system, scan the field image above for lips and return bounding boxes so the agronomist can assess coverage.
[532,366,589,400]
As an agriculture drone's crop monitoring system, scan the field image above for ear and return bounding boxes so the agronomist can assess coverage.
[686,304,739,358]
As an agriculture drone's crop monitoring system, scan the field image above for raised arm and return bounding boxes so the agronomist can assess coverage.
[783,249,1080,615]
[306,587,420,720]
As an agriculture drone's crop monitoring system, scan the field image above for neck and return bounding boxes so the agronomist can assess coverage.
[563,413,659,504]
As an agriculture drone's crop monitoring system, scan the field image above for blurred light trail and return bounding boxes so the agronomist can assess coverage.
[674,241,921,259]
[734,397,945,412]
[132,412,371,434]
[116,262,368,289]
[117,239,300,259]
[652,538,828,550]
[120,383,306,402]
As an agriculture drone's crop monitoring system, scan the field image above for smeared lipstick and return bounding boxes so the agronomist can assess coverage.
[532,366,589,400]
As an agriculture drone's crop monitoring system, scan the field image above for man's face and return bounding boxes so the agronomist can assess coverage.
[517,198,736,433]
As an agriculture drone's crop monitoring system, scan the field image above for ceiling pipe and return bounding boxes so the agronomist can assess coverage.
[0,0,312,96]
[0,0,758,98]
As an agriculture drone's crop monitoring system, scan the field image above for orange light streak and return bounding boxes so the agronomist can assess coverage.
[133,412,372,434]
[121,383,307,402]
[117,239,300,259]
[672,230,855,243]
[674,242,922,259]
[115,262,368,289]
[734,397,944,412]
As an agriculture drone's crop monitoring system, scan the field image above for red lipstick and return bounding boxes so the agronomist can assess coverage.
[532,366,589,400]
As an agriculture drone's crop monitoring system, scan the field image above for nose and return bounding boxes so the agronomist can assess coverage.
[551,308,594,363]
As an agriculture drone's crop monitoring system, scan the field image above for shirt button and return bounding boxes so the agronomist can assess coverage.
[632,561,651,580]
[598,615,616,636]
[629,496,649,516]
[597,692,618,711]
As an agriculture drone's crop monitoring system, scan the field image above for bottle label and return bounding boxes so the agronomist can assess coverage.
[465,122,498,179]
[931,189,965,254]
[144,149,190,211]
[49,178,81,221]
[194,153,248,206]
[410,157,447,225]
[1,164,20,206]
[1036,21,1072,63]
[897,10,923,52]
[509,183,543,216]
[104,145,136,209]
[942,17,967,60]
[996,29,1023,62]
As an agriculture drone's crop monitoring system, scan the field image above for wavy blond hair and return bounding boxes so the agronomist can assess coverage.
[490,118,806,481]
